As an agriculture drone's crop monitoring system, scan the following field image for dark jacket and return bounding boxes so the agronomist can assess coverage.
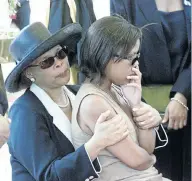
[110,0,191,100]
[48,0,96,33]
[13,0,31,30]
[8,87,100,181]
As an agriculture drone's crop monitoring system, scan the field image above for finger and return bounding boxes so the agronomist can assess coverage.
[162,110,169,123]
[173,120,179,130]
[137,116,155,129]
[132,106,149,117]
[168,119,174,130]
[134,113,151,124]
[179,119,184,129]
[124,83,141,90]
[97,110,111,123]
[110,115,122,124]
[132,67,142,77]
[142,122,156,130]
[127,76,140,81]
[137,120,151,129]
[184,119,187,127]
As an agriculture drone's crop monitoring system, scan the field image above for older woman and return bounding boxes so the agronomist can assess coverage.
[72,16,170,181]
[5,22,129,181]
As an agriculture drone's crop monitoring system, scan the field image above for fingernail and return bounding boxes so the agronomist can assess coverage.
[132,108,138,111]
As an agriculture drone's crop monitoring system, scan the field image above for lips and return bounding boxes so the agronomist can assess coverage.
[57,69,69,78]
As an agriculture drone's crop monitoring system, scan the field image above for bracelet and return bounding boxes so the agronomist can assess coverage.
[171,98,189,111]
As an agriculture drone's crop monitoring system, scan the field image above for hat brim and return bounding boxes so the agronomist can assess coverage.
[5,23,82,93]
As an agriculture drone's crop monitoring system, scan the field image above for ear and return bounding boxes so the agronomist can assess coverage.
[24,68,34,80]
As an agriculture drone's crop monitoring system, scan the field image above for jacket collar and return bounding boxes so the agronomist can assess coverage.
[30,83,75,144]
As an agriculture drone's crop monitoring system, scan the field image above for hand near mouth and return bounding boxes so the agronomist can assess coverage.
[120,66,142,108]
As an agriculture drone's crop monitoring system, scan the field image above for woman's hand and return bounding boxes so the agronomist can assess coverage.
[93,111,129,148]
[120,63,142,107]
[0,114,11,147]
[85,111,129,160]
[162,93,188,130]
[132,102,162,129]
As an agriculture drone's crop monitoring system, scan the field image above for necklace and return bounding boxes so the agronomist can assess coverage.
[57,89,70,108]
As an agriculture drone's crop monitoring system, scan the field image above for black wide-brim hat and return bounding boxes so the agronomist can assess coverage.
[5,22,82,93]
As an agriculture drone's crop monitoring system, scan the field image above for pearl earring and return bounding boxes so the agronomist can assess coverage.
[30,77,36,82]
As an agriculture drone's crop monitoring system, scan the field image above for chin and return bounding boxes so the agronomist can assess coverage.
[112,79,127,86]
[61,76,70,86]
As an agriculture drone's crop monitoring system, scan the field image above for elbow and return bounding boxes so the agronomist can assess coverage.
[139,140,156,155]
[130,153,154,171]
[133,158,153,171]
[144,146,155,155]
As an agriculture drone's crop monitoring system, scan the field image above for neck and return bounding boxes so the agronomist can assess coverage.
[42,86,65,104]
[100,78,112,92]
[86,77,112,92]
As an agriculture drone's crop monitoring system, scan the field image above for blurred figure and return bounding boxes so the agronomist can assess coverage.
[0,89,9,147]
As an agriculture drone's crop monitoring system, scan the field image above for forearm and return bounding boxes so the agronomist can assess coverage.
[85,136,103,161]
[137,128,156,154]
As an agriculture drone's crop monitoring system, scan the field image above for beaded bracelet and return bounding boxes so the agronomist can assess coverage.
[171,98,189,111]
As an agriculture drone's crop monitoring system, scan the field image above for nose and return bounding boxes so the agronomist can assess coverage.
[55,57,68,69]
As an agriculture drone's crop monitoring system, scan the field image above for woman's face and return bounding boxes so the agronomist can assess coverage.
[105,39,140,86]
[26,45,70,89]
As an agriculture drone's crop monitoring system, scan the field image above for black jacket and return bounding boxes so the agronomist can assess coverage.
[48,0,96,33]
[8,87,100,181]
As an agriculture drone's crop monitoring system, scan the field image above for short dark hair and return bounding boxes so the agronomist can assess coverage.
[79,15,142,83]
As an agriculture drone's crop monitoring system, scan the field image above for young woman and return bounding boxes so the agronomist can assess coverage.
[72,16,170,181]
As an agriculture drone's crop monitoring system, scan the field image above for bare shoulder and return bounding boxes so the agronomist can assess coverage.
[79,94,115,124]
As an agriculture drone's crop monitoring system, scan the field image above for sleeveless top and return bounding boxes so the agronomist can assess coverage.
[72,83,170,181]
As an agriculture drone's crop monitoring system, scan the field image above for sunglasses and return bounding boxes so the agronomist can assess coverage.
[29,47,68,69]
[114,51,140,65]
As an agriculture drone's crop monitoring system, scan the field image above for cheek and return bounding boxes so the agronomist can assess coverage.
[115,62,131,76]
[111,62,133,84]
[36,69,56,85]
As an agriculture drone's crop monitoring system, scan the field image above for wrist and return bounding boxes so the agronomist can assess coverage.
[85,137,103,161]
[174,92,187,104]
[131,102,142,109]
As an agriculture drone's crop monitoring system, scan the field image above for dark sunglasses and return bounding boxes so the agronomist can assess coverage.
[114,51,140,65]
[29,47,68,69]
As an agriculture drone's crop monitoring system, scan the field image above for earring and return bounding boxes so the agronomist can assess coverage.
[30,77,36,82]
